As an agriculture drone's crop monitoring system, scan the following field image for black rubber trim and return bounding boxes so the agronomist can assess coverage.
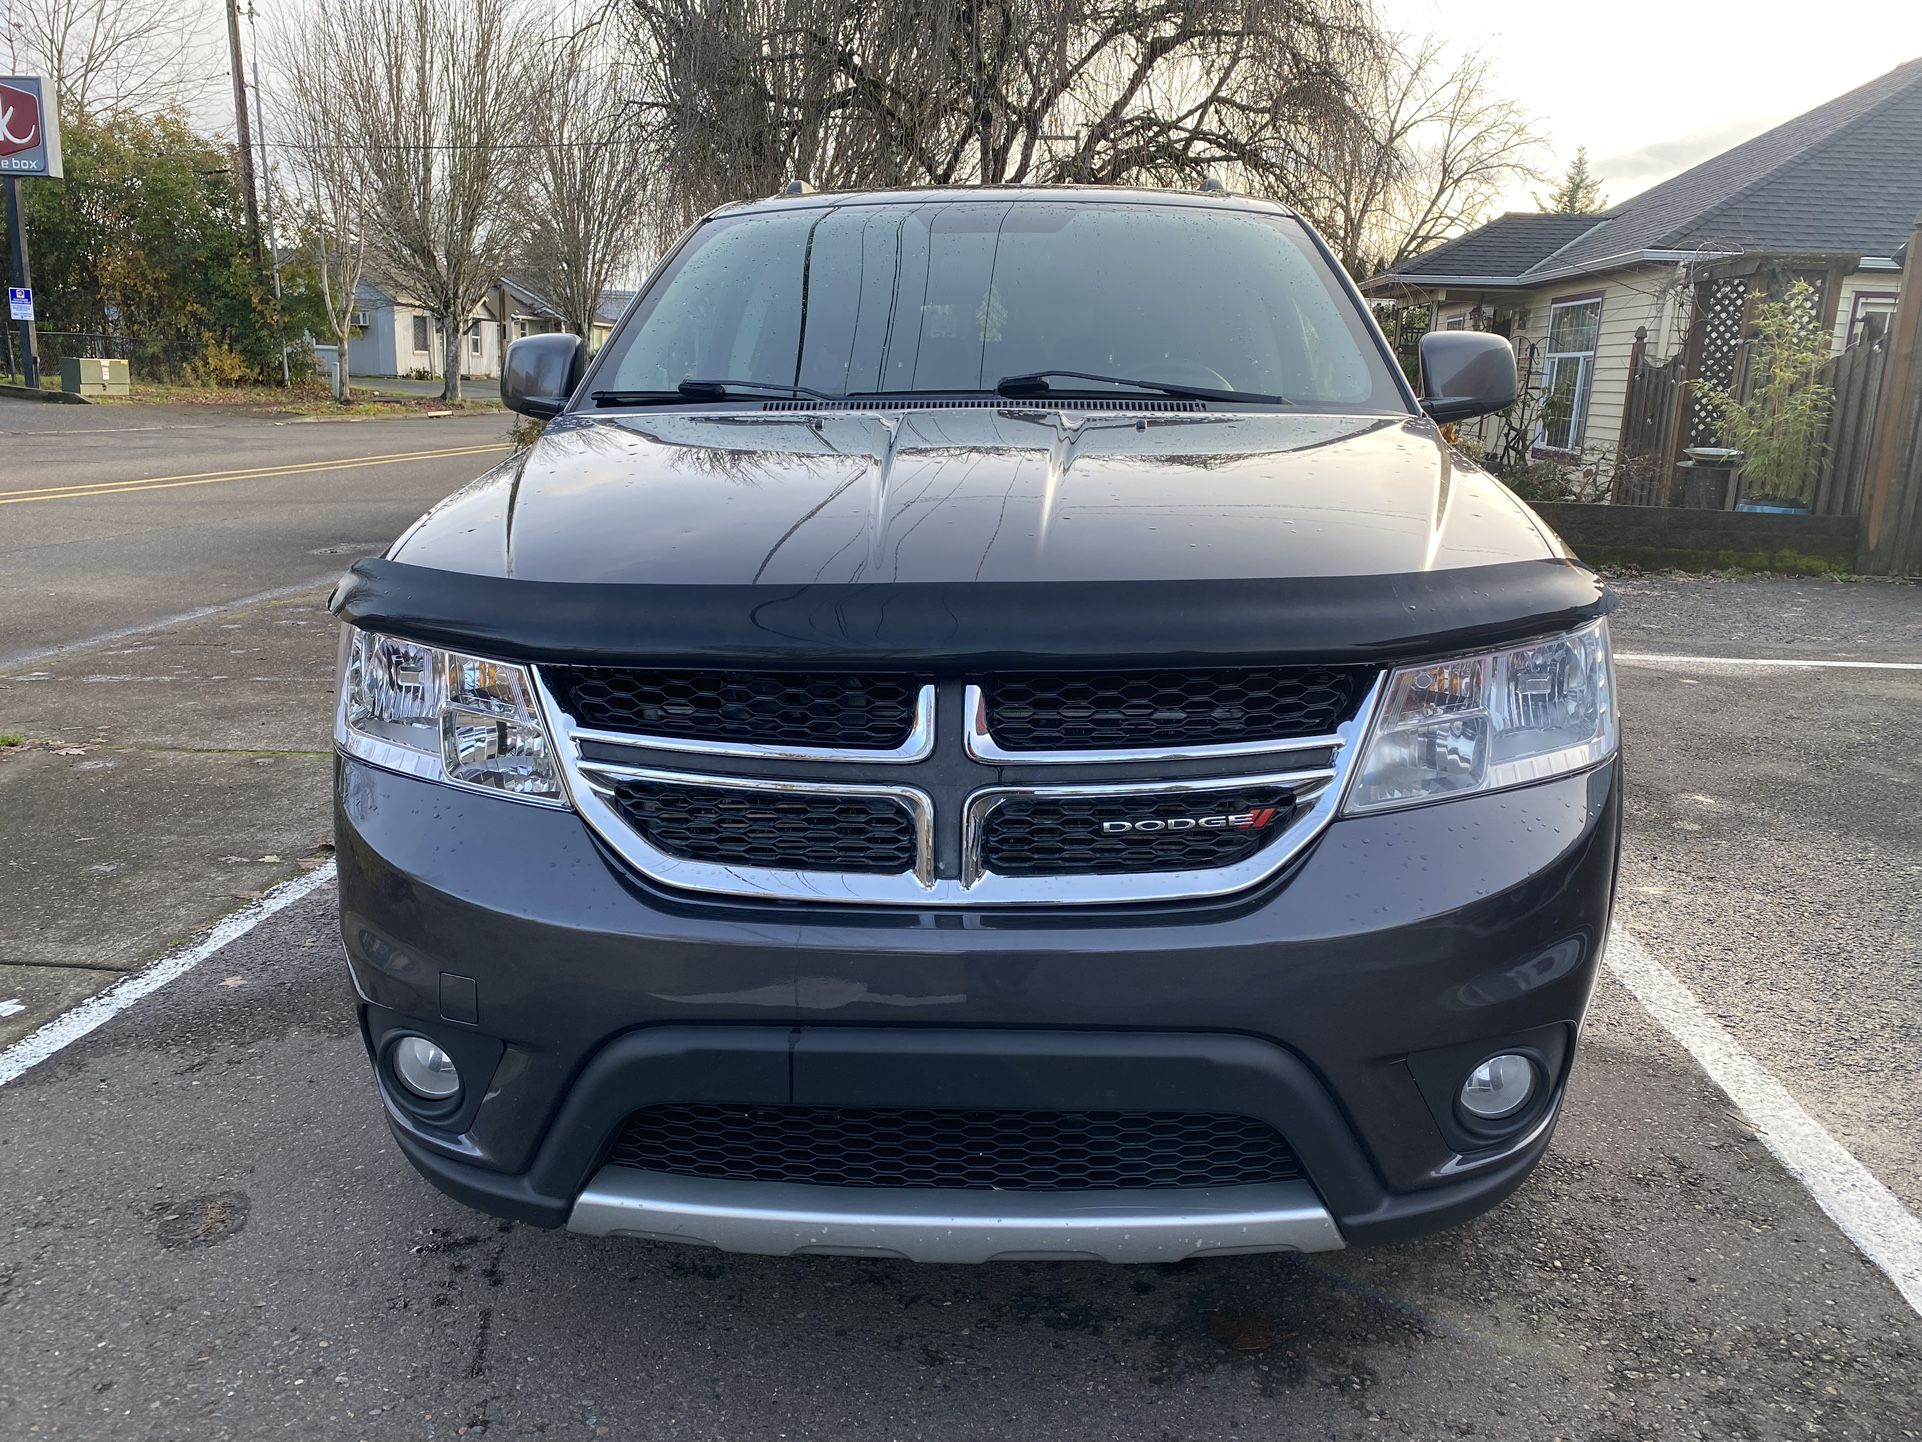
[378,1024,1566,1243]
[330,557,1613,670]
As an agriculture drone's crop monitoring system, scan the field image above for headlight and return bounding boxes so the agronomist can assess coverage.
[335,627,565,804]
[1344,617,1615,814]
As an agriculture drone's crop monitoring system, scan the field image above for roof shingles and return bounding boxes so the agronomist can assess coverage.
[1371,56,1922,289]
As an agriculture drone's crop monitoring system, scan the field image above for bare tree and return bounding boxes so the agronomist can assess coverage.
[522,36,654,342]
[611,0,1373,231]
[329,0,530,401]
[1271,34,1541,277]
[272,23,371,400]
[0,0,215,114]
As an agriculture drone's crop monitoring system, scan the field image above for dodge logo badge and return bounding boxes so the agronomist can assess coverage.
[1101,807,1281,834]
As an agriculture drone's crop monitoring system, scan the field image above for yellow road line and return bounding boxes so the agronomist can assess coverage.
[0,442,512,507]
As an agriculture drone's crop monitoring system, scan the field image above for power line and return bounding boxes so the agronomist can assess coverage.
[262,137,638,154]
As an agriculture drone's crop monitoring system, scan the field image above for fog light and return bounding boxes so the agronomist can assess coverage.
[1460,1053,1535,1120]
[392,1036,461,1101]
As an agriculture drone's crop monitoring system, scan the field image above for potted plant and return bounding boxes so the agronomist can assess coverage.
[1691,279,1832,514]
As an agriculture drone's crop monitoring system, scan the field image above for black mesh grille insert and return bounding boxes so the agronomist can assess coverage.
[545,668,923,749]
[605,779,916,874]
[985,667,1361,751]
[606,1104,1300,1190]
[981,789,1296,878]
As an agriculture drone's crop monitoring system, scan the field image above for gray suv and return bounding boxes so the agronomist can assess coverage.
[331,186,1620,1262]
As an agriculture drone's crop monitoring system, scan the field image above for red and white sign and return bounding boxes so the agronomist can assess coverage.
[0,82,39,157]
[0,77,61,176]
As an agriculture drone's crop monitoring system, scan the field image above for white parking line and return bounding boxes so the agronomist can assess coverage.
[0,999,23,1018]
[0,863,337,1088]
[1607,929,1922,1317]
[1617,652,1922,672]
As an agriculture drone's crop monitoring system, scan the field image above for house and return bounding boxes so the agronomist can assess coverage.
[496,275,566,347]
[495,274,635,352]
[346,280,505,381]
[1363,56,1922,470]
[336,275,640,381]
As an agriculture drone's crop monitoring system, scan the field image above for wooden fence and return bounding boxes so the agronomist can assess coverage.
[1810,338,1886,517]
[1861,301,1922,575]
[1612,331,1684,506]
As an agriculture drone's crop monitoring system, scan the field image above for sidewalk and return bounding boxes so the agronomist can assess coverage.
[0,589,340,1046]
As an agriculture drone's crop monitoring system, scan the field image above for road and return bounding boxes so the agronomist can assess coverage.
[0,402,513,664]
[1,395,1920,1439]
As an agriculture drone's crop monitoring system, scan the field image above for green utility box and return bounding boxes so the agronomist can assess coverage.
[61,357,131,398]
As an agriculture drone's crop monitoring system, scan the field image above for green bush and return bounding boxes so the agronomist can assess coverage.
[21,109,295,384]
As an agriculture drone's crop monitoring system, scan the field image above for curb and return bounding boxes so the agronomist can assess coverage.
[0,383,88,404]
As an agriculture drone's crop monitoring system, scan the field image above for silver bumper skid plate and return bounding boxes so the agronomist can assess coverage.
[566,1167,1345,1263]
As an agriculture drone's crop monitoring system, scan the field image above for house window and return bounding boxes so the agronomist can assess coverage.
[1847,292,1898,347]
[411,315,429,353]
[1538,296,1602,453]
[1443,315,1467,331]
[468,321,483,358]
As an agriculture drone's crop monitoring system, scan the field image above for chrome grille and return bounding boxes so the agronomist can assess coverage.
[607,1104,1300,1190]
[537,667,1382,907]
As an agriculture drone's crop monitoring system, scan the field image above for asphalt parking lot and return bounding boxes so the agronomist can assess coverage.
[3,401,1920,1438]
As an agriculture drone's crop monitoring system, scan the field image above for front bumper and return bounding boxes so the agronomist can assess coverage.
[337,753,1621,1256]
[567,1172,1341,1263]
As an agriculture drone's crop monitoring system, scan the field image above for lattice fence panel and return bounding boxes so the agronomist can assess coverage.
[1689,279,1749,448]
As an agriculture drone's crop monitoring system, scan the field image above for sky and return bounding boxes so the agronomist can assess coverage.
[1377,0,1922,213]
[180,0,1922,230]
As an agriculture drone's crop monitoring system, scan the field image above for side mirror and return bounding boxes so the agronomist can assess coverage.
[501,333,586,419]
[1417,331,1518,424]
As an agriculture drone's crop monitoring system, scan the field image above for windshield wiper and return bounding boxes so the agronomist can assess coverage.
[675,377,842,401]
[994,370,1279,405]
[590,378,844,408]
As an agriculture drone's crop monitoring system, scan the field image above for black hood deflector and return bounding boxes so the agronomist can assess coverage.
[330,557,1614,670]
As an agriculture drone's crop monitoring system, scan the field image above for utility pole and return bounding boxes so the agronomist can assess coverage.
[247,2,288,384]
[224,0,264,267]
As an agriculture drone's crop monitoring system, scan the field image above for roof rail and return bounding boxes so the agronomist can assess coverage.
[779,179,816,196]
[1198,175,1230,195]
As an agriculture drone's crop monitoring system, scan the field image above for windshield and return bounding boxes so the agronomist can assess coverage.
[589,199,1406,410]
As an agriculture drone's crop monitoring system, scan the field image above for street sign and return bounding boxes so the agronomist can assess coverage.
[0,76,62,179]
[8,286,30,321]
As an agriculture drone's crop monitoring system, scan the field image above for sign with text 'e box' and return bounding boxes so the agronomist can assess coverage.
[0,76,62,179]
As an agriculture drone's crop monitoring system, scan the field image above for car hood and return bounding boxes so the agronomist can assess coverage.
[388,408,1565,584]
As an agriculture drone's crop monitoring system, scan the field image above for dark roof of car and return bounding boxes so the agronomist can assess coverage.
[716,184,1296,219]
[1368,55,1922,290]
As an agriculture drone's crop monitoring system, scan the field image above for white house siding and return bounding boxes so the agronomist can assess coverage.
[1509,268,1672,459]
